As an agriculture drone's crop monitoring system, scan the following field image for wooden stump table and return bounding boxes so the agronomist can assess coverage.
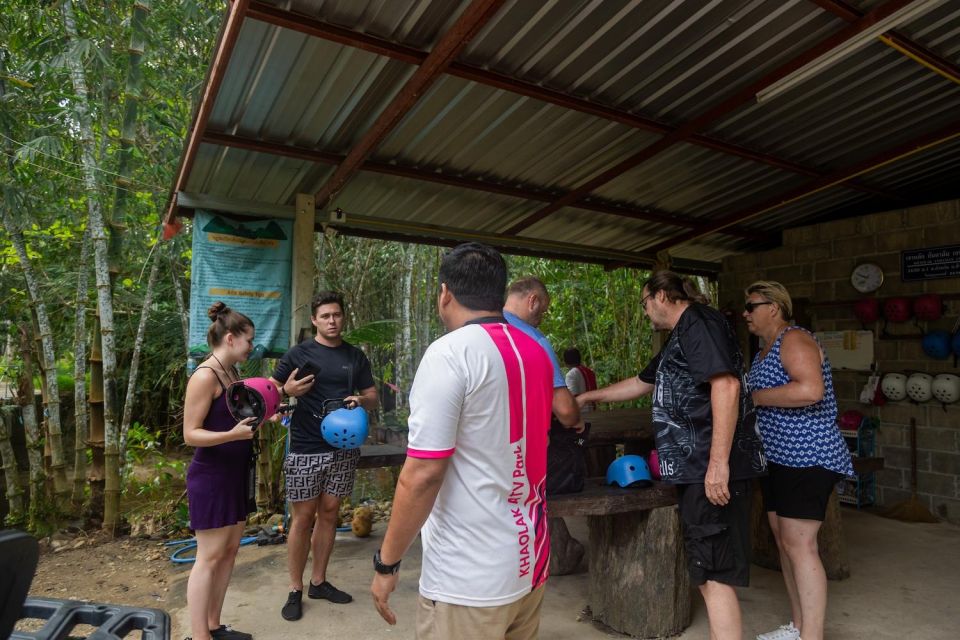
[548,482,690,639]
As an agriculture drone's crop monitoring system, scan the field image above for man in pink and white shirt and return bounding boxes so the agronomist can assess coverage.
[370,242,554,640]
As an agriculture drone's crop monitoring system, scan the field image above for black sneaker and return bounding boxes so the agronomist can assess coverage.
[281,590,303,621]
[307,580,353,604]
[210,625,252,640]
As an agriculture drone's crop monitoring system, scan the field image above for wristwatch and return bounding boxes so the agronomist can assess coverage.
[373,549,401,575]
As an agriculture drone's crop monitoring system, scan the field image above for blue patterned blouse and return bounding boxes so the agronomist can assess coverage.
[747,327,854,476]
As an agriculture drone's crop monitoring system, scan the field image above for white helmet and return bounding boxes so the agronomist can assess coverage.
[881,373,907,401]
[906,373,933,403]
[932,374,960,404]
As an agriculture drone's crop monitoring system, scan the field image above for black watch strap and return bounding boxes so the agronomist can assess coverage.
[373,549,401,575]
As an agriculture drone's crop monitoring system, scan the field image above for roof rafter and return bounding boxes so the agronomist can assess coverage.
[202,130,768,241]
[643,118,960,256]
[504,0,917,235]
[312,0,506,208]
[244,1,900,203]
[812,0,960,83]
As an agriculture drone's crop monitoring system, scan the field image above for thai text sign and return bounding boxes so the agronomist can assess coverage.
[188,210,292,356]
[901,244,960,282]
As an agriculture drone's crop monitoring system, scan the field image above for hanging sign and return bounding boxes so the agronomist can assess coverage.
[901,244,960,281]
[188,210,292,357]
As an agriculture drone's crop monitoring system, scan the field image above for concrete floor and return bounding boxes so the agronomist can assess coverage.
[170,508,959,639]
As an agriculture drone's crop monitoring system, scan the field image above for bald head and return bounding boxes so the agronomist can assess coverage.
[504,276,550,327]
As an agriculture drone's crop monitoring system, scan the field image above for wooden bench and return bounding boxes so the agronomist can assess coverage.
[547,482,690,639]
[357,444,407,469]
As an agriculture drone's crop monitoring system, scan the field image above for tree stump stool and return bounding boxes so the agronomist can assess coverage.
[548,517,584,576]
[549,483,690,638]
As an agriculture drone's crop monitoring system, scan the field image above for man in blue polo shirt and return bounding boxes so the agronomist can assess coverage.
[503,276,580,429]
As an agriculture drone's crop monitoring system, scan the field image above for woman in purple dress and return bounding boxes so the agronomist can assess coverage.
[183,302,257,640]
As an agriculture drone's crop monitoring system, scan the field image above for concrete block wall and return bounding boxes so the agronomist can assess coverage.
[719,200,960,523]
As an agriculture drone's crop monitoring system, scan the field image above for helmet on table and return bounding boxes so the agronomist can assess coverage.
[880,373,907,401]
[226,377,281,428]
[648,449,662,480]
[321,406,369,449]
[606,455,653,488]
[906,373,933,403]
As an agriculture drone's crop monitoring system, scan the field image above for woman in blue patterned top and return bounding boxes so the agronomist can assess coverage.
[744,281,853,640]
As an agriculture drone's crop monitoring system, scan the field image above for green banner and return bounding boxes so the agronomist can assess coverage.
[189,210,292,357]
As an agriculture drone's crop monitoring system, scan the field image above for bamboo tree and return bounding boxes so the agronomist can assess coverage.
[170,253,190,353]
[0,406,26,524]
[61,0,122,533]
[120,246,161,465]
[16,324,46,530]
[71,230,90,506]
[1,53,69,503]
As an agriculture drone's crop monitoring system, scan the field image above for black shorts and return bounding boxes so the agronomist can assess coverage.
[676,480,752,588]
[760,462,844,521]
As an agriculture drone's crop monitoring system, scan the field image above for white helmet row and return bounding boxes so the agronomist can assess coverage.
[882,372,960,404]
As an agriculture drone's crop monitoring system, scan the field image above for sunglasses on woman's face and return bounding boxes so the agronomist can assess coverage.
[744,301,773,313]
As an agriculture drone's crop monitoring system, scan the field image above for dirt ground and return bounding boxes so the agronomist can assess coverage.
[27,531,187,612]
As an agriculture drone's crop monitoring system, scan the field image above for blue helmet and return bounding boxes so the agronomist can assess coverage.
[606,455,653,488]
[320,406,369,449]
[922,330,952,360]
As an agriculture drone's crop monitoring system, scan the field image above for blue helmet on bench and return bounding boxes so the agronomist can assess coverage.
[320,406,368,449]
[606,455,653,488]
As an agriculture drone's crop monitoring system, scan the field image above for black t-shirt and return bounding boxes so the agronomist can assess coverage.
[274,339,375,454]
[638,303,766,485]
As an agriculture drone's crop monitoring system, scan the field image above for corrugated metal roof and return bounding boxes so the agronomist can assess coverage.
[169,0,960,270]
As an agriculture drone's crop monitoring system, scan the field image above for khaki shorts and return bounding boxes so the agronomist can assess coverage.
[416,587,544,640]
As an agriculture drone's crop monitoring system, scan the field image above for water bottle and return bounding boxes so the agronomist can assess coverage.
[251,344,266,360]
[186,357,198,376]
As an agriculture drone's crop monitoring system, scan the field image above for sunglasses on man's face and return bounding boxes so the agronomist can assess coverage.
[744,301,773,313]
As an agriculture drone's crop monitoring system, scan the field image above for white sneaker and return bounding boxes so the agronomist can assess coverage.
[756,622,800,640]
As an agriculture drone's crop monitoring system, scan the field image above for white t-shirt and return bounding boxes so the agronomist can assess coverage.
[407,320,554,607]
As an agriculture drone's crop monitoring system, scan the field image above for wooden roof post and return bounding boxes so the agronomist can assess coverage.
[291,193,315,345]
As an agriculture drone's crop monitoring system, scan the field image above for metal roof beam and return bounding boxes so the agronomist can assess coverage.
[202,130,767,241]
[164,0,250,225]
[812,0,960,83]
[643,118,960,256]
[504,0,917,235]
[312,0,505,208]
[246,1,899,203]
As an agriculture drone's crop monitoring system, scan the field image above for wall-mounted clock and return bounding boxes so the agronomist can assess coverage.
[850,262,884,293]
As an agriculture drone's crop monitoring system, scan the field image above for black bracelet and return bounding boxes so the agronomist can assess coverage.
[373,549,401,575]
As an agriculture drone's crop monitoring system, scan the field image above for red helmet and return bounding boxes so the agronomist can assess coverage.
[226,377,281,428]
[913,294,943,321]
[883,297,912,323]
[838,409,864,431]
[853,298,880,324]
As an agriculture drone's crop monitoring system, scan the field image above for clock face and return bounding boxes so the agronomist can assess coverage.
[851,263,884,293]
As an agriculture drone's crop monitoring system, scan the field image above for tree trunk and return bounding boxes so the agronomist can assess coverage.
[17,325,47,530]
[72,231,91,507]
[0,406,26,525]
[0,61,68,503]
[120,247,160,464]
[61,0,122,533]
[170,253,190,353]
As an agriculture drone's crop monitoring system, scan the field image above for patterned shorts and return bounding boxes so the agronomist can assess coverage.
[284,449,360,502]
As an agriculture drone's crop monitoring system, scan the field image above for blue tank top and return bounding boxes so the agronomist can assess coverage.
[747,327,853,476]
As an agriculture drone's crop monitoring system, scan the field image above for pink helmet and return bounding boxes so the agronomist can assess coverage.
[883,297,912,323]
[853,298,880,325]
[648,449,662,480]
[913,294,943,322]
[838,409,864,431]
[226,377,281,428]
